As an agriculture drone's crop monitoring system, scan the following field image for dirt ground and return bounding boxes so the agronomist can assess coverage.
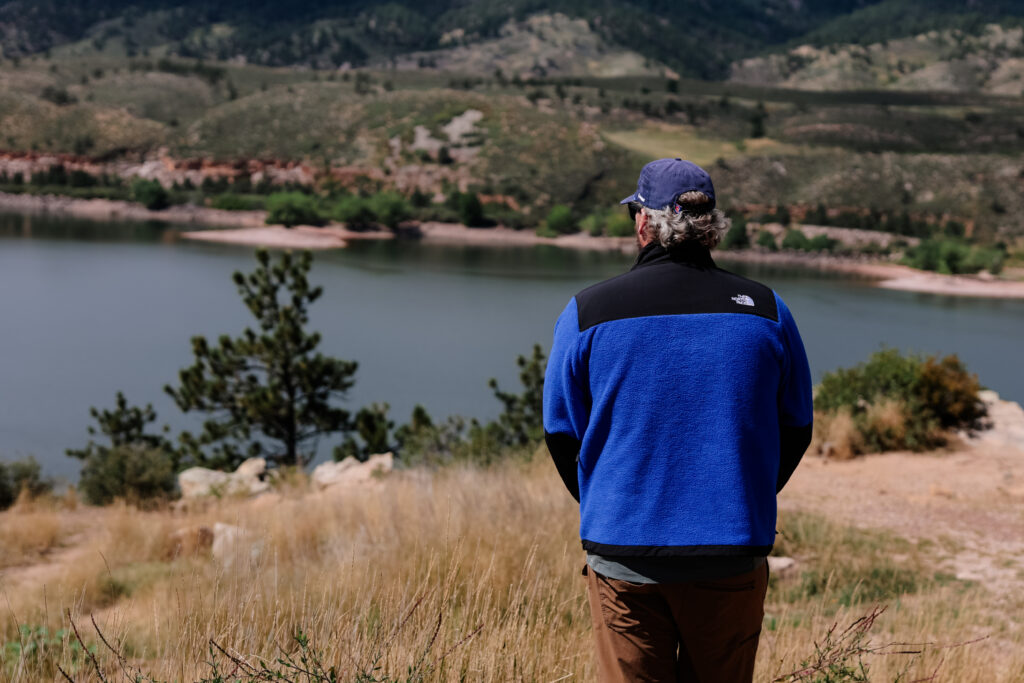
[781,392,1024,595]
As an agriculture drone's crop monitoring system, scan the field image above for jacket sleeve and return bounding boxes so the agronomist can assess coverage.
[543,299,589,502]
[775,295,814,493]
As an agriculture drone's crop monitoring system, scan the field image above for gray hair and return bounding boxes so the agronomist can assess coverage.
[642,191,730,250]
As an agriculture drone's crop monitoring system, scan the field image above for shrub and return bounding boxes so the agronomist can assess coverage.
[781,229,811,251]
[130,178,170,210]
[579,210,633,237]
[40,85,76,105]
[68,169,97,187]
[77,446,176,506]
[605,212,635,237]
[544,204,576,235]
[67,392,179,504]
[335,402,394,462]
[720,216,749,250]
[265,192,324,227]
[902,238,1006,275]
[369,192,412,229]
[807,234,839,252]
[458,192,487,227]
[580,212,603,236]
[755,230,778,251]
[210,193,264,211]
[330,195,376,229]
[0,457,53,510]
[410,188,432,207]
[814,349,985,456]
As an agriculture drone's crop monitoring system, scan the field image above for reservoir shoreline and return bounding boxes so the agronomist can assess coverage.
[4,191,1024,300]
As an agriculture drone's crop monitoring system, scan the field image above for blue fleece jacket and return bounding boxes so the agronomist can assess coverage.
[543,246,813,556]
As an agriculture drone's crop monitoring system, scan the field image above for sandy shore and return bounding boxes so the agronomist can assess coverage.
[714,249,1024,299]
[5,191,1024,299]
[181,225,394,250]
[0,191,267,228]
[415,221,635,252]
[875,270,1024,298]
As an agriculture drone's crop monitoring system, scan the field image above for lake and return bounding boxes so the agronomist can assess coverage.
[2,212,1023,480]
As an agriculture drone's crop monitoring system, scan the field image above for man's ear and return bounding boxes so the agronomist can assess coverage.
[635,210,649,243]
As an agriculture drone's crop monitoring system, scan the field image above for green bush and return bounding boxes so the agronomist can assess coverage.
[369,192,412,229]
[3,624,94,680]
[78,446,177,506]
[67,392,179,504]
[605,212,635,237]
[210,193,265,211]
[782,229,811,251]
[0,457,53,510]
[330,195,376,229]
[807,234,839,252]
[720,216,749,250]
[902,238,1005,275]
[579,210,633,237]
[755,230,778,251]
[815,349,986,455]
[780,230,839,253]
[334,402,394,462]
[580,212,603,236]
[265,192,324,227]
[130,178,170,211]
[544,205,576,235]
[479,203,529,230]
[458,192,487,227]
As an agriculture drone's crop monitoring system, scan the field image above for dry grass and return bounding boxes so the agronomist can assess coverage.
[0,453,1021,682]
[811,407,862,460]
[602,123,807,166]
[0,495,72,569]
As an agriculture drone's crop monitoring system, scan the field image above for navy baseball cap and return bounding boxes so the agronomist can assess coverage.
[619,158,716,210]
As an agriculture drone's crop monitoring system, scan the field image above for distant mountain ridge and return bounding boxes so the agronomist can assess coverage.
[732,23,1024,95]
[3,0,1022,80]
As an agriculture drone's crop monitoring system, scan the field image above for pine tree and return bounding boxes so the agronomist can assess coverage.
[485,344,546,447]
[66,392,173,461]
[165,249,358,469]
[66,392,178,505]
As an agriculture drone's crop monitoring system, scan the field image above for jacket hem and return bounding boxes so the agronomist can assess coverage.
[582,540,773,557]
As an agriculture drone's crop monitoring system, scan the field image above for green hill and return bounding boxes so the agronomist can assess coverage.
[731,23,1024,95]
[5,0,1002,81]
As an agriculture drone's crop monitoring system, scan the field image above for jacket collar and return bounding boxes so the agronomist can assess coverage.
[631,242,716,271]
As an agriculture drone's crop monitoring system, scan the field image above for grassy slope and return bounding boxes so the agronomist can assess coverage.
[0,0,883,79]
[799,0,1024,47]
[0,454,1018,681]
[731,23,1024,95]
[2,51,1023,240]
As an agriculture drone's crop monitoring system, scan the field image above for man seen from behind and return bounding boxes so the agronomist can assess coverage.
[543,158,814,682]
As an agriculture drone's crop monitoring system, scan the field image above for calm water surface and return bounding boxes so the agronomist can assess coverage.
[2,213,1023,479]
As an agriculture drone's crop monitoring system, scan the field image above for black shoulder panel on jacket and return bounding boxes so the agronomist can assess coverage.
[575,257,778,331]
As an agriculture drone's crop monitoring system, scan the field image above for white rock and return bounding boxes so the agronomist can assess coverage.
[177,457,271,499]
[211,522,262,569]
[768,556,797,574]
[178,467,230,499]
[311,453,394,491]
[231,457,272,496]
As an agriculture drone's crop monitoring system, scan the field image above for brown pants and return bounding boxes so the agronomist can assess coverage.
[585,561,768,683]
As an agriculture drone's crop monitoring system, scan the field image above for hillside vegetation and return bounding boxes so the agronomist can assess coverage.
[732,24,1024,95]
[2,3,1024,261]
[2,1,1023,78]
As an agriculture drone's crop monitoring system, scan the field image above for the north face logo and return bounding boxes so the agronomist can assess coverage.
[731,294,754,307]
